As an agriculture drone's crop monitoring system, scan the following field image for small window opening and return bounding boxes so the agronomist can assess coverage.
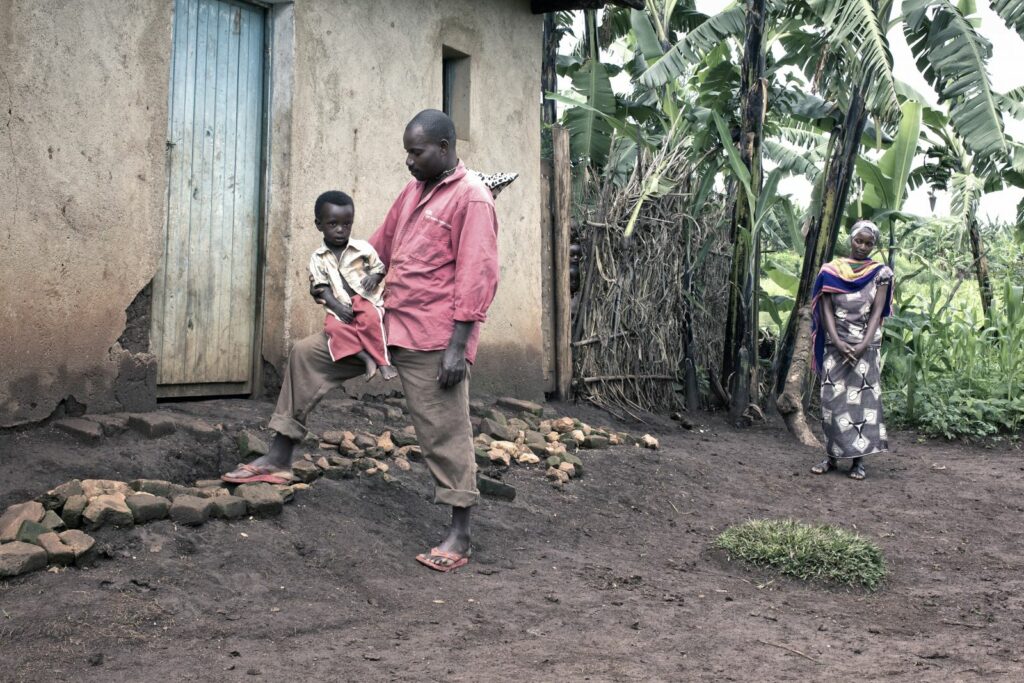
[442,46,471,141]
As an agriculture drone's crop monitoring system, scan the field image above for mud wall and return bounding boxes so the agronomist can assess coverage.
[272,0,545,399]
[0,1,172,427]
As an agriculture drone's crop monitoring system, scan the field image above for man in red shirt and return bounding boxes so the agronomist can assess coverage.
[223,110,499,572]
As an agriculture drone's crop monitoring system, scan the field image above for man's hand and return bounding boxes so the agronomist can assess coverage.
[361,272,384,292]
[437,321,475,388]
[437,343,467,388]
[311,283,327,303]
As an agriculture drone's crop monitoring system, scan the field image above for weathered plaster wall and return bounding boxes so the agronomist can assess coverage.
[0,1,172,427]
[271,0,544,398]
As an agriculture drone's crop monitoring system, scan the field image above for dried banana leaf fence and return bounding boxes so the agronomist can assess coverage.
[572,166,731,418]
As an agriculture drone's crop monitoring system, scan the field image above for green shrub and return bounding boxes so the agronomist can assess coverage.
[715,519,887,590]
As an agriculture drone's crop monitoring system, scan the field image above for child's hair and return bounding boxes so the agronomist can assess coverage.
[314,190,354,218]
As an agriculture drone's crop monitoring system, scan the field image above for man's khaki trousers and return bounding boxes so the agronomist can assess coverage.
[268,333,479,508]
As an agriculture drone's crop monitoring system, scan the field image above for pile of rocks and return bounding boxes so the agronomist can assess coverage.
[469,398,659,489]
[0,476,302,579]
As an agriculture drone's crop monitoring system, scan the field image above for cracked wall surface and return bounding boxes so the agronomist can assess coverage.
[0,1,172,426]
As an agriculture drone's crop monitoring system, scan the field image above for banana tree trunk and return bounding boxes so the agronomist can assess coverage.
[722,0,767,424]
[967,216,993,320]
[774,82,870,448]
[542,13,558,126]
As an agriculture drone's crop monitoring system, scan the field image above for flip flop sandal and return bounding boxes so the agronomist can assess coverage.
[415,547,471,573]
[221,463,293,485]
[849,464,867,480]
[810,457,836,475]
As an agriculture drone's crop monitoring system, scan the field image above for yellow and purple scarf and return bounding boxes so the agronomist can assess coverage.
[811,258,893,373]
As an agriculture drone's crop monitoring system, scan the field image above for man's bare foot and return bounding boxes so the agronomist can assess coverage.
[380,364,398,381]
[356,351,378,380]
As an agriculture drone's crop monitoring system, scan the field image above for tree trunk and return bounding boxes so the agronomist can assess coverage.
[967,216,993,320]
[774,82,870,447]
[722,0,767,424]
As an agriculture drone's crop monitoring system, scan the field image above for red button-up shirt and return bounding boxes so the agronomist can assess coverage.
[368,162,499,363]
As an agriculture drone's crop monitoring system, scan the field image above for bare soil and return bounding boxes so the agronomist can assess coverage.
[1,394,1022,682]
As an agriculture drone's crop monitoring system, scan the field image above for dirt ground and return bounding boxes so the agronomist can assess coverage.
[1,392,1022,682]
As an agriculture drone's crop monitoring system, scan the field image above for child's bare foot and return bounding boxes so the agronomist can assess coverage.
[380,365,398,381]
[356,351,378,380]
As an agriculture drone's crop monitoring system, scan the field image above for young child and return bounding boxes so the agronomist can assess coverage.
[309,190,397,381]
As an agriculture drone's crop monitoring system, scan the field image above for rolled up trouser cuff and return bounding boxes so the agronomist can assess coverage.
[434,486,480,508]
[268,413,308,441]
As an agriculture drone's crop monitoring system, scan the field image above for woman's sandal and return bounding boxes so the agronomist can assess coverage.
[849,463,867,480]
[810,457,837,475]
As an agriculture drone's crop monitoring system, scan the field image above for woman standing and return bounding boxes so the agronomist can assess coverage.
[809,220,894,480]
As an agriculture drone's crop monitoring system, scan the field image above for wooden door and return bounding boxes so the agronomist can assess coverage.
[152,0,266,396]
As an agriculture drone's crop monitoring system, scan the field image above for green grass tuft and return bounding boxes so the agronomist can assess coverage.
[714,519,887,590]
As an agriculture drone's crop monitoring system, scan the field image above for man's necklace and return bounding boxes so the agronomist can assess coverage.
[429,166,457,184]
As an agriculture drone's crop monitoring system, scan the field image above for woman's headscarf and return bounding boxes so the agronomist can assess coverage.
[850,219,881,245]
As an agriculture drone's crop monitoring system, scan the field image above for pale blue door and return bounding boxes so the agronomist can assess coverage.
[152,0,265,395]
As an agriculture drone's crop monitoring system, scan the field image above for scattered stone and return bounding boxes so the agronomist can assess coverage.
[383,406,404,421]
[338,437,361,456]
[545,442,567,457]
[517,451,541,465]
[497,397,544,416]
[393,457,411,471]
[58,530,97,567]
[353,432,377,450]
[40,509,66,531]
[129,479,177,498]
[391,429,417,447]
[0,541,48,577]
[546,467,570,484]
[474,448,492,467]
[84,413,130,436]
[546,431,560,443]
[352,404,387,423]
[53,417,104,444]
[353,458,375,471]
[35,532,75,565]
[167,493,211,528]
[545,455,563,469]
[469,399,489,417]
[126,493,170,523]
[195,479,225,489]
[271,485,295,504]
[36,479,84,511]
[327,455,354,468]
[383,397,407,411]
[323,464,354,480]
[608,433,622,446]
[291,461,321,484]
[524,430,547,450]
[641,434,660,450]
[81,479,133,499]
[321,430,345,445]
[479,417,515,442]
[518,412,541,430]
[0,501,46,543]
[396,445,422,461]
[538,419,552,433]
[507,418,529,432]
[478,475,516,501]
[583,434,609,450]
[193,486,229,499]
[235,484,284,517]
[474,433,494,448]
[558,434,579,450]
[488,448,511,467]
[551,417,575,433]
[16,520,51,545]
[211,495,247,520]
[558,461,577,479]
[237,430,269,458]
[580,423,593,436]
[61,495,88,529]
[127,412,179,438]
[376,431,396,455]
[483,408,508,426]
[563,453,584,475]
[314,456,332,470]
[570,429,586,443]
[83,494,135,530]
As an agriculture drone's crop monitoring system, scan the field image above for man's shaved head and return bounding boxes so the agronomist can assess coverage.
[406,109,456,144]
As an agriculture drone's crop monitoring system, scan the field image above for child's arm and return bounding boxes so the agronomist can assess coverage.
[309,253,354,323]
[317,286,355,324]
[360,245,387,291]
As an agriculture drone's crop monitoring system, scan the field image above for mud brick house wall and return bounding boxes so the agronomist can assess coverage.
[0,0,545,427]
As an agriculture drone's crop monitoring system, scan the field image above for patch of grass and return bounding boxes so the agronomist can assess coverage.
[714,519,887,590]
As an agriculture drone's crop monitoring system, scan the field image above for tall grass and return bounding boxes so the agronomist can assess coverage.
[883,281,1024,439]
